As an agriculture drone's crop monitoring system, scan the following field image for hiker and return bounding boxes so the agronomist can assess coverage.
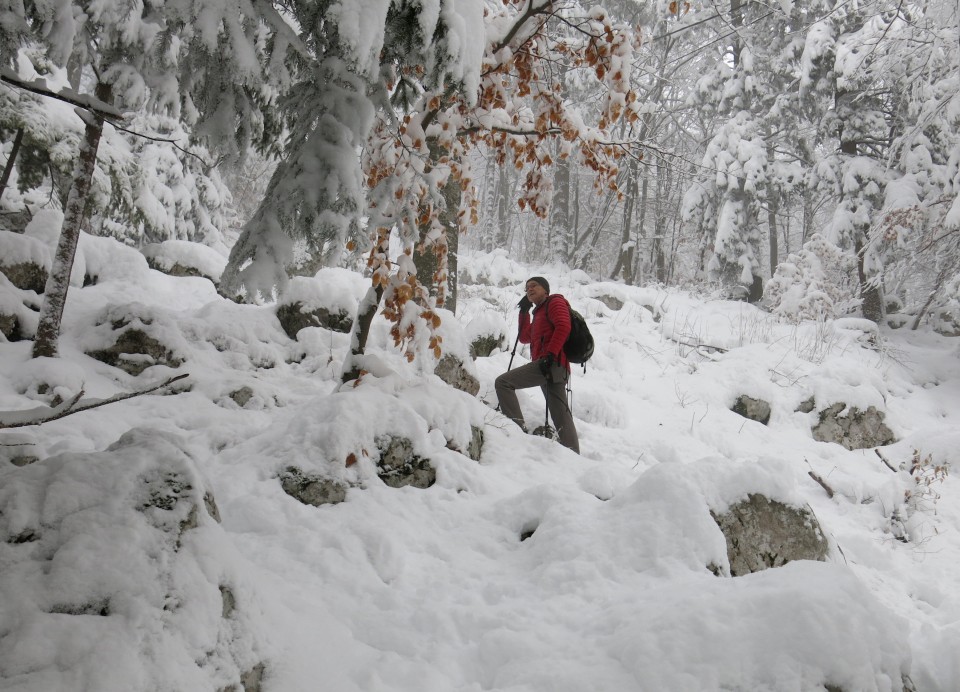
[495,276,580,453]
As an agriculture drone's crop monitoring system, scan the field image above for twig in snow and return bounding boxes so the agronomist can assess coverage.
[807,470,835,499]
[875,449,898,473]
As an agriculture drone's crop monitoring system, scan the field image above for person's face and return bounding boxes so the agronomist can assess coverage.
[525,280,548,305]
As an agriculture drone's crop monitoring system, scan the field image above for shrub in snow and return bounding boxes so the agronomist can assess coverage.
[0,230,50,292]
[763,234,858,322]
[811,402,896,450]
[711,494,829,576]
[731,394,771,426]
[0,429,267,691]
[468,333,503,358]
[141,240,227,284]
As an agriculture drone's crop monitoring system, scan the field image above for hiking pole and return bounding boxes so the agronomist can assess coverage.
[506,332,520,372]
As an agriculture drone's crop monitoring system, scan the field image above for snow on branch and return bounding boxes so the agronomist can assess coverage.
[0,68,125,121]
[0,374,188,429]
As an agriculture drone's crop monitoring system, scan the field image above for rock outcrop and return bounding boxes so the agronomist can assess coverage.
[711,494,829,576]
[811,403,896,450]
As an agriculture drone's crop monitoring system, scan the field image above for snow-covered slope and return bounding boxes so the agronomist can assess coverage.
[2,241,959,691]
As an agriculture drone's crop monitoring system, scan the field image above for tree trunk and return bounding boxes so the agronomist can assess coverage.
[446,181,460,314]
[612,158,641,283]
[496,164,511,249]
[33,84,111,359]
[766,142,778,276]
[856,236,884,323]
[414,139,462,312]
[551,151,572,263]
[341,284,386,382]
[342,230,390,382]
[767,196,779,276]
[0,127,24,203]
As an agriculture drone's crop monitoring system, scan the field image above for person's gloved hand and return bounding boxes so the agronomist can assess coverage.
[518,295,532,312]
[537,353,555,379]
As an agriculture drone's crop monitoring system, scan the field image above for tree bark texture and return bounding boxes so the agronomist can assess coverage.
[33,84,111,358]
[0,127,24,203]
[413,139,462,313]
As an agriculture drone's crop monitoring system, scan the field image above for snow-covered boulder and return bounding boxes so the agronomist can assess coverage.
[434,353,480,396]
[275,272,366,339]
[82,303,189,376]
[711,494,829,576]
[732,394,771,425]
[0,428,268,691]
[376,435,436,489]
[458,249,528,287]
[0,281,38,342]
[279,466,348,507]
[465,311,507,358]
[0,230,50,293]
[141,240,227,285]
[931,306,960,337]
[812,402,896,450]
[430,308,480,395]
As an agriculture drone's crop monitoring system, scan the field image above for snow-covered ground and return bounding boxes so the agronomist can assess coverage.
[2,236,959,691]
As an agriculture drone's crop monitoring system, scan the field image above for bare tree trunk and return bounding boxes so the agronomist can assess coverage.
[610,158,637,282]
[551,151,572,263]
[767,197,779,276]
[342,231,389,382]
[33,84,111,359]
[0,127,24,203]
[496,164,511,249]
[856,236,884,323]
[766,142,779,276]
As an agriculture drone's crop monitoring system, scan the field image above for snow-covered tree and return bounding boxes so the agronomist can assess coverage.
[8,0,286,356]
[764,233,858,322]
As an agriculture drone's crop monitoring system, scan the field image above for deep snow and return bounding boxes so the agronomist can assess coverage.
[1,233,959,692]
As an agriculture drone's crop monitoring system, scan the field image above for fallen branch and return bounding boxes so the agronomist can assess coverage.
[875,449,898,473]
[807,470,835,499]
[0,374,188,429]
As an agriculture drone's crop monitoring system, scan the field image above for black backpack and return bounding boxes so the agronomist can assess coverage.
[545,296,595,366]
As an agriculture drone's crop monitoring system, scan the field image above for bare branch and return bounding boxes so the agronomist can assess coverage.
[0,69,124,121]
[0,374,189,429]
[875,449,898,473]
[808,470,836,498]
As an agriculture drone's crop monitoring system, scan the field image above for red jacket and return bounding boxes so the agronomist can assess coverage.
[519,294,571,369]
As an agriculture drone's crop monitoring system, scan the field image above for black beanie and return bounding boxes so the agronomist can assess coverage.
[527,276,550,293]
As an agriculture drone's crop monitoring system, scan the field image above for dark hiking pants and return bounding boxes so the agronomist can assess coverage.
[494,360,580,454]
